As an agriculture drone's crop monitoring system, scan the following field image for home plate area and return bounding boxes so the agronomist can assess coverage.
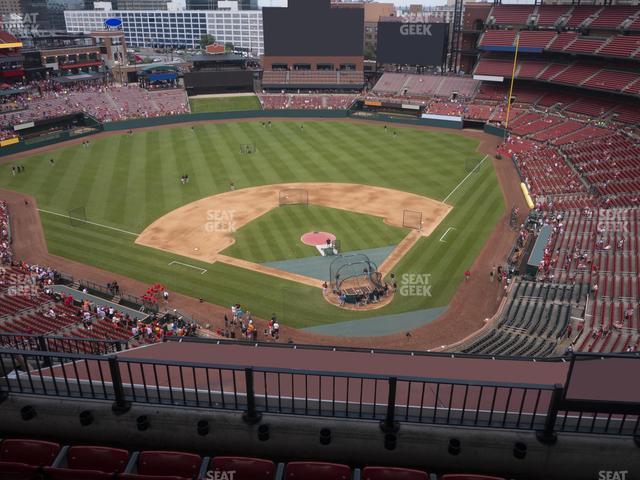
[300,231,339,256]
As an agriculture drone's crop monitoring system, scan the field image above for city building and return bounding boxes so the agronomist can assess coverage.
[65,6,263,54]
[0,30,23,82]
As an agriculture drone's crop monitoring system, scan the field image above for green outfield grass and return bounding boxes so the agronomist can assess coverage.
[223,205,408,264]
[188,95,261,113]
[0,121,503,327]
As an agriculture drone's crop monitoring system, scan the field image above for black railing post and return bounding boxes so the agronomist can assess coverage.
[0,357,9,404]
[108,356,131,414]
[537,384,563,445]
[380,376,400,434]
[242,367,262,425]
[37,336,52,368]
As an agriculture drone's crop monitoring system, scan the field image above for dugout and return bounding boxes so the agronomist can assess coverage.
[352,99,424,118]
[14,112,102,144]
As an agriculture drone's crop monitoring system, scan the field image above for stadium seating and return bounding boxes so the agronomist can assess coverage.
[564,36,607,55]
[516,61,551,80]
[547,32,578,51]
[474,58,514,77]
[588,5,638,29]
[517,30,557,50]
[597,35,640,58]
[479,30,516,48]
[283,461,352,480]
[362,466,429,479]
[441,476,506,480]
[490,4,534,25]
[0,438,61,478]
[536,5,571,27]
[126,451,202,478]
[209,456,276,480]
[565,5,601,28]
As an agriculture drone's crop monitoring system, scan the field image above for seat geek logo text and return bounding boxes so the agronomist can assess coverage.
[399,23,433,36]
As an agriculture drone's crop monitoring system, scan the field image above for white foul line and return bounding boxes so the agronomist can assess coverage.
[38,208,139,236]
[442,154,489,204]
[439,227,456,243]
[169,261,207,275]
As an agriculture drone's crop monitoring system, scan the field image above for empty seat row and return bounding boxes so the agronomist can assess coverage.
[0,439,507,480]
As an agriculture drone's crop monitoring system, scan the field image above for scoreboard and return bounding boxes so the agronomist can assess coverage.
[376,22,449,66]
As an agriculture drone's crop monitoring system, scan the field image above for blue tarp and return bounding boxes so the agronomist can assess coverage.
[147,73,177,82]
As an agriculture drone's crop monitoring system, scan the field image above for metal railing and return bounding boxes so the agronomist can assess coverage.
[0,346,638,438]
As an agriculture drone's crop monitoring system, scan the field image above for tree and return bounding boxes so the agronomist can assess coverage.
[199,34,216,49]
[364,44,376,61]
[224,42,234,53]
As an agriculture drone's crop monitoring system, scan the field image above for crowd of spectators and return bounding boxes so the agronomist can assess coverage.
[0,79,189,129]
[0,200,197,345]
[0,201,11,264]
[258,93,357,110]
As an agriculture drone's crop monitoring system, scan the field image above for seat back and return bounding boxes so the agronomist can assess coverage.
[212,456,275,480]
[67,446,129,473]
[119,474,190,480]
[0,439,60,466]
[43,466,117,480]
[284,461,351,480]
[137,451,201,477]
[0,462,40,480]
[362,466,429,480]
[441,475,506,480]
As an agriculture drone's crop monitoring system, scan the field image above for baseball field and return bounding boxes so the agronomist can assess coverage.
[0,120,504,328]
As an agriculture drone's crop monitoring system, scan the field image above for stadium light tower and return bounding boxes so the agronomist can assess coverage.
[447,0,463,72]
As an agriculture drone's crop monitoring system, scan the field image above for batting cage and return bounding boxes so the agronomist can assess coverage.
[402,209,423,231]
[240,143,257,155]
[329,254,383,292]
[279,189,309,206]
[68,206,87,227]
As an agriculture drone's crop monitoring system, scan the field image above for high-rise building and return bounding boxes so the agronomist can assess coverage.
[65,7,264,54]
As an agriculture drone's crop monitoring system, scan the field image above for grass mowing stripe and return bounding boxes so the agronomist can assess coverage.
[3,121,504,327]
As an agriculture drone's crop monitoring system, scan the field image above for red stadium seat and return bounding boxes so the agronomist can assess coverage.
[136,451,202,477]
[0,461,41,480]
[0,439,60,466]
[211,456,275,480]
[42,467,116,479]
[441,475,506,480]
[362,466,429,480]
[119,475,189,480]
[284,461,351,480]
[65,445,129,473]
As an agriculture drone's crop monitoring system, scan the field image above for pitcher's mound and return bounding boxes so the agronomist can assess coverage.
[301,231,336,246]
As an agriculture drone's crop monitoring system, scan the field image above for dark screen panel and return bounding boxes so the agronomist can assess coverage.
[376,22,449,66]
[263,0,364,57]
[184,70,254,89]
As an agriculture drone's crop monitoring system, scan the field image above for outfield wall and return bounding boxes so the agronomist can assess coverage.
[1,109,465,158]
